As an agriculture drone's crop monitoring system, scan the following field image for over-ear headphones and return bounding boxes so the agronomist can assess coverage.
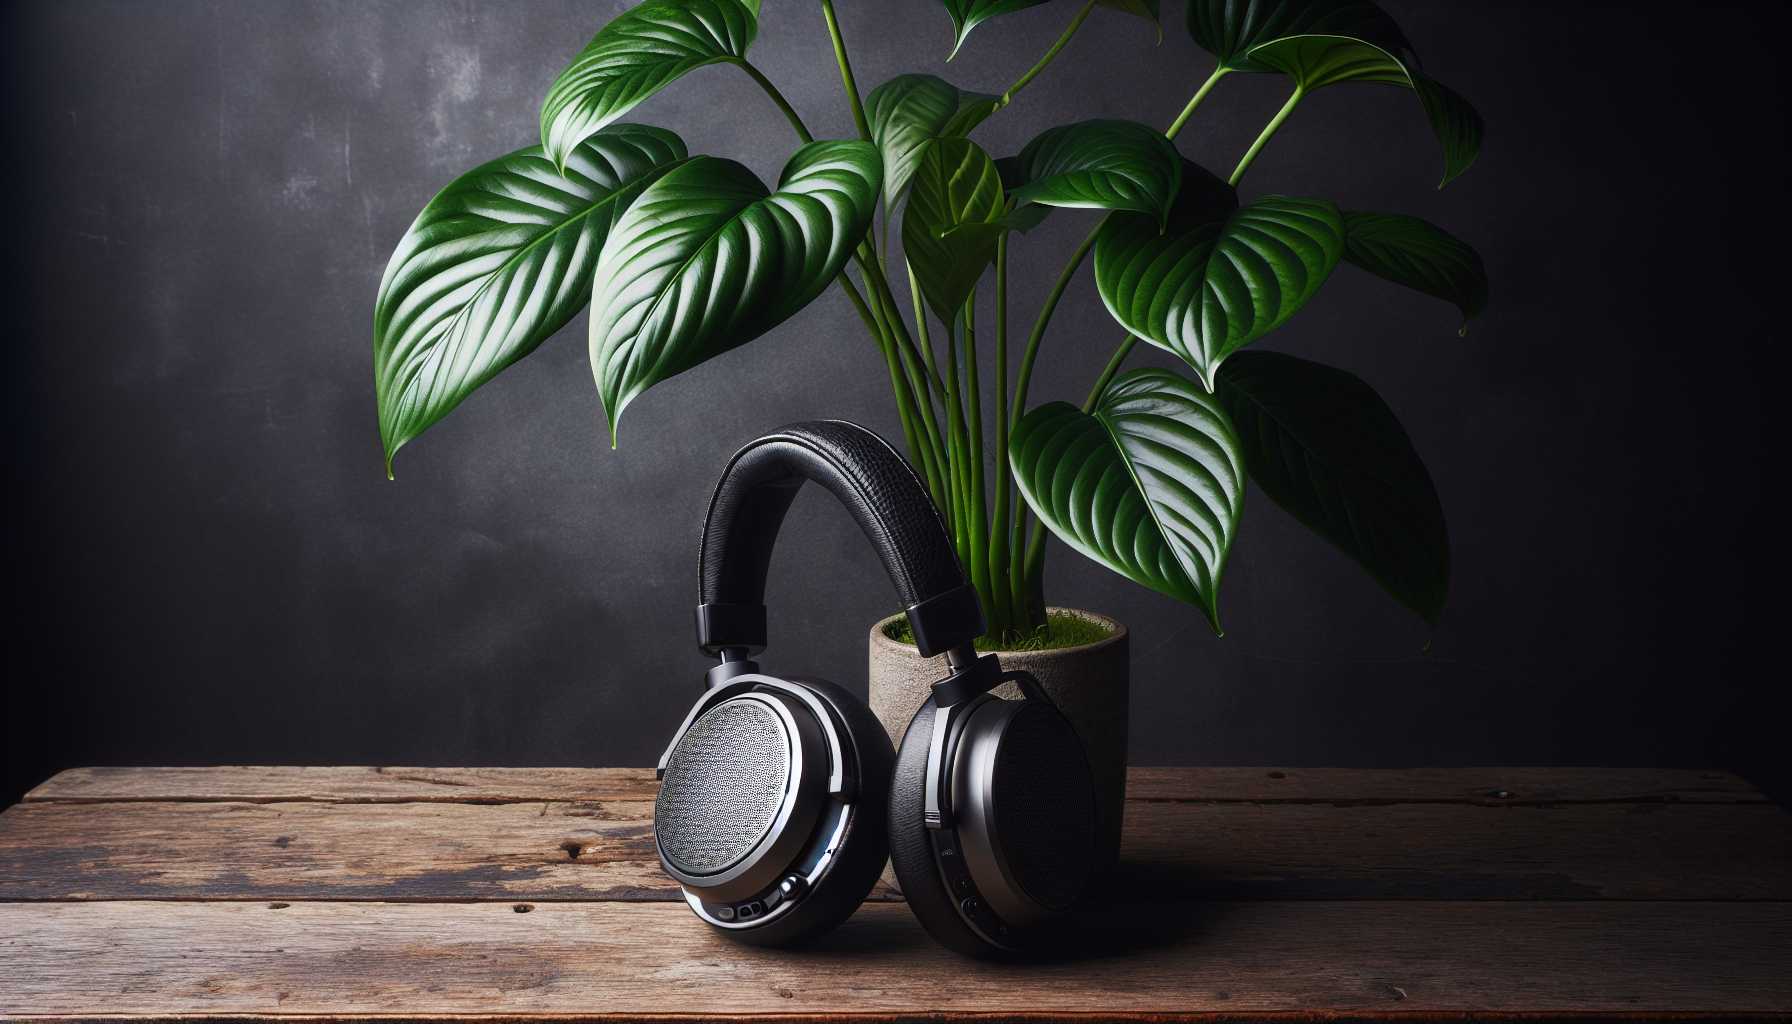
[653,420,1098,956]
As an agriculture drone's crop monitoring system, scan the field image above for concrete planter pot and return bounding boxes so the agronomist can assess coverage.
[867,607,1130,870]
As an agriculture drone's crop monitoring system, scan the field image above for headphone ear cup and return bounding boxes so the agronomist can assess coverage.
[716,677,894,947]
[887,697,1004,957]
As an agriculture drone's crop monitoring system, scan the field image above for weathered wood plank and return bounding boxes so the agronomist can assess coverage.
[21,766,661,804]
[4,795,1787,902]
[1122,766,1766,805]
[2,901,1787,1020]
[25,765,1764,806]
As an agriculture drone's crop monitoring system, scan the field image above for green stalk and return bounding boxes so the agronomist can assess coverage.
[989,235,1016,636]
[1166,66,1229,139]
[737,60,813,143]
[854,254,948,493]
[1083,336,1137,410]
[847,265,943,507]
[998,0,1096,109]
[941,313,971,571]
[1230,85,1305,186]
[907,263,945,396]
[899,263,956,523]
[963,299,992,630]
[1010,225,1099,433]
[820,0,872,141]
[862,254,950,496]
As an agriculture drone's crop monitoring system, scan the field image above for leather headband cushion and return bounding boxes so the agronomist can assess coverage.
[696,421,980,653]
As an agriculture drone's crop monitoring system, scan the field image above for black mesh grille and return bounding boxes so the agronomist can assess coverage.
[655,699,792,876]
[991,703,1096,911]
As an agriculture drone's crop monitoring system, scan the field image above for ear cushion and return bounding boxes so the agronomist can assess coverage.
[887,697,1004,958]
[719,676,894,947]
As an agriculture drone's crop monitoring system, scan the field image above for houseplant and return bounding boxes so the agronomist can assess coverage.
[372,0,1486,842]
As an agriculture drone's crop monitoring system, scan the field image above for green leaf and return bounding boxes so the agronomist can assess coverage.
[938,0,1052,58]
[1342,211,1487,332]
[1099,0,1161,28]
[1007,119,1182,224]
[1184,1,1482,186]
[540,0,755,171]
[1010,368,1246,632]
[1215,351,1448,624]
[866,74,998,207]
[1185,0,1411,70]
[1093,167,1343,391]
[1412,75,1483,188]
[903,138,1006,321]
[373,126,689,475]
[588,140,880,441]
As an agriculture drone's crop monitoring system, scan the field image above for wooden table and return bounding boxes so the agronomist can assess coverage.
[1,767,1788,1021]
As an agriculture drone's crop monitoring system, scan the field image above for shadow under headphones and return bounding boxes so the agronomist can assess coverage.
[652,420,1098,957]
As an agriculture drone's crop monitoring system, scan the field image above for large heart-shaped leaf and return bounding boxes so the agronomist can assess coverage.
[1094,169,1342,391]
[1007,119,1182,224]
[588,140,880,441]
[540,0,755,171]
[903,138,1006,321]
[1185,1,1482,186]
[1215,351,1448,624]
[938,0,1051,59]
[373,126,689,475]
[1186,0,1411,69]
[1011,368,1245,631]
[1343,211,1487,332]
[866,74,998,207]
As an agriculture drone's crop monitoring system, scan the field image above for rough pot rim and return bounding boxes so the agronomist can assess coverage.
[869,606,1128,661]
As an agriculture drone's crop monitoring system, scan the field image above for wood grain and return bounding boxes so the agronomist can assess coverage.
[22,766,662,804]
[25,766,1765,806]
[3,796,1788,903]
[3,900,1788,1019]
[5,768,1786,1022]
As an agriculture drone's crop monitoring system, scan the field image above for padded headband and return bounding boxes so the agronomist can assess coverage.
[695,421,984,659]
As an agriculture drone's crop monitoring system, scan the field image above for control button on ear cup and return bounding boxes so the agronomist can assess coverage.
[678,676,895,947]
[654,692,825,902]
[951,698,1096,925]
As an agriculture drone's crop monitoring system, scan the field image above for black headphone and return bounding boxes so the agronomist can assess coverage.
[653,420,1098,956]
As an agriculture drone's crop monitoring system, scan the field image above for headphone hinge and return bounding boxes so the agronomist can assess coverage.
[930,651,1001,708]
[704,654,761,690]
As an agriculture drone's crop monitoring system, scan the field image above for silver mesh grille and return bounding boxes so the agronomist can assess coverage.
[655,698,792,876]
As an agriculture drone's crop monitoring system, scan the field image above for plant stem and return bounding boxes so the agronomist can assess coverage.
[962,300,992,625]
[942,313,971,570]
[907,263,944,394]
[737,60,813,144]
[1166,66,1229,139]
[999,0,1097,109]
[1230,85,1304,186]
[853,252,947,480]
[845,265,940,500]
[819,0,871,141]
[1083,336,1137,410]
[1010,225,1099,433]
[989,235,1016,635]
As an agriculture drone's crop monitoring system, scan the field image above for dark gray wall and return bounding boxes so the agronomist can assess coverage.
[4,1,1785,804]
